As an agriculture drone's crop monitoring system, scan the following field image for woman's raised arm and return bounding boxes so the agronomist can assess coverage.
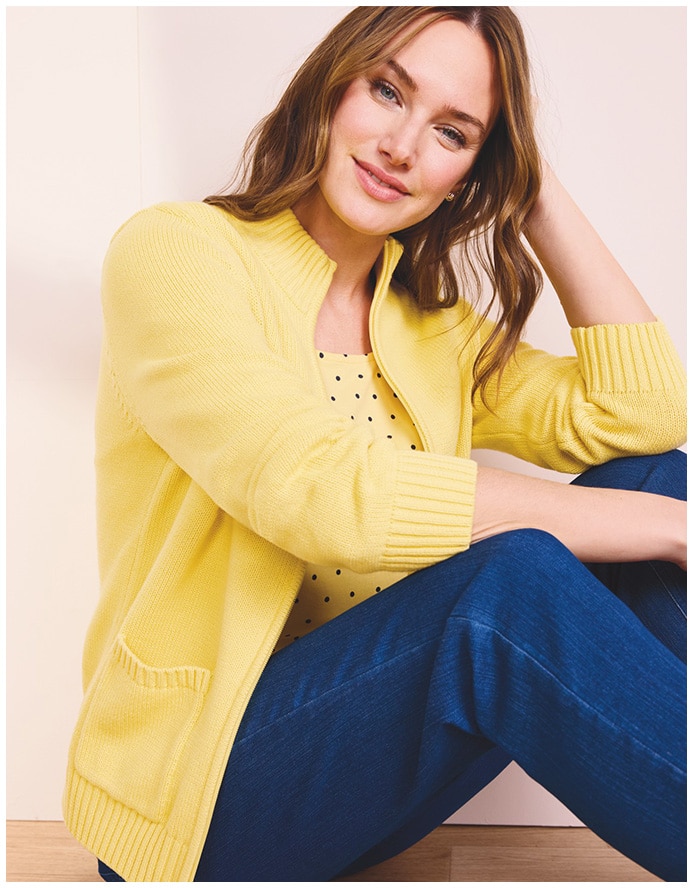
[472,163,685,569]
[524,162,657,328]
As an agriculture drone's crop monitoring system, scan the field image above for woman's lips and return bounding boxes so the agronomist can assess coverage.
[354,159,410,202]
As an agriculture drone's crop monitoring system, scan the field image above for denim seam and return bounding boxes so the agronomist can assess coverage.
[452,616,685,777]
[233,638,435,748]
[648,561,687,621]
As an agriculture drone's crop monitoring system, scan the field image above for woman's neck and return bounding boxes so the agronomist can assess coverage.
[292,191,387,354]
[312,268,376,354]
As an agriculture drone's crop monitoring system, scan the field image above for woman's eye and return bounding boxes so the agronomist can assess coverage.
[440,126,467,148]
[371,79,399,104]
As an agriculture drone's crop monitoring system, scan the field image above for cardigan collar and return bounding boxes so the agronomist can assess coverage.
[240,207,405,313]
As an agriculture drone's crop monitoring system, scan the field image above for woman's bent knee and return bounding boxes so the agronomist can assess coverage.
[572,449,686,500]
[450,528,584,620]
[471,527,572,564]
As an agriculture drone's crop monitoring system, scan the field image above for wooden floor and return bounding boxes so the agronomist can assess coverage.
[6,820,660,882]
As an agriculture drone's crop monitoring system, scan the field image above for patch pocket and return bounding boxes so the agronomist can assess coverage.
[74,635,211,823]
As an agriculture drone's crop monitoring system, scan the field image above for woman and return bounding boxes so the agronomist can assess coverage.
[64,7,686,882]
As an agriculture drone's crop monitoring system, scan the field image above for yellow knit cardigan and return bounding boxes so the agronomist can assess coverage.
[63,202,686,881]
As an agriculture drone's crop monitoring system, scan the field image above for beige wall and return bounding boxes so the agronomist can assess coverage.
[7,6,685,825]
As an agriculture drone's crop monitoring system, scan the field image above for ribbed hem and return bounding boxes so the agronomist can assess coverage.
[382,452,477,566]
[571,320,686,394]
[64,770,193,882]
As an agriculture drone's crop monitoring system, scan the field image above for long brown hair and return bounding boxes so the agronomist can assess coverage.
[205,7,543,401]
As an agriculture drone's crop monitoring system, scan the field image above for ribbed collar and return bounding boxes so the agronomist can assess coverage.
[238,208,405,313]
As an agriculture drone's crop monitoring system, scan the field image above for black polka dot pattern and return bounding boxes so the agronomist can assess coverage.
[273,350,420,653]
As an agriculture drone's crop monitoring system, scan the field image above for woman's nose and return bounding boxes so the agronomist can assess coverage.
[378,121,418,169]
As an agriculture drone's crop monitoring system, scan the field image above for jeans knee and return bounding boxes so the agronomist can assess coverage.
[457,528,581,622]
[572,449,686,500]
[475,527,571,564]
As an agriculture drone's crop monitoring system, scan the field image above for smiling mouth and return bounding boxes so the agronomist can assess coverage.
[366,169,402,191]
[356,160,409,195]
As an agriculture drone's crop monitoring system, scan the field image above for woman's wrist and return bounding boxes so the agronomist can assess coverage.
[654,495,687,570]
[525,158,556,230]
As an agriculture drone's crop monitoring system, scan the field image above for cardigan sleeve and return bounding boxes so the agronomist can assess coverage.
[100,204,478,572]
[470,317,686,473]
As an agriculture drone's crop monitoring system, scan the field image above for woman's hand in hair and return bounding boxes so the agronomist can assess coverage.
[524,161,656,329]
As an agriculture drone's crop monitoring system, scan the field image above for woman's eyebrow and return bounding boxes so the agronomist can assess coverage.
[387,59,418,92]
[387,58,487,136]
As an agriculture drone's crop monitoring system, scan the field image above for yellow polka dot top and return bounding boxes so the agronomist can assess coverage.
[275,351,424,651]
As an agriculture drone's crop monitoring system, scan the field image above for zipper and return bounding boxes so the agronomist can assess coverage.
[369,281,433,454]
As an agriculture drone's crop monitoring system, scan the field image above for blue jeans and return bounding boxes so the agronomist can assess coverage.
[99,451,686,882]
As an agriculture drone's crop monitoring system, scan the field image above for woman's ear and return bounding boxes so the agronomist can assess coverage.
[446,178,468,201]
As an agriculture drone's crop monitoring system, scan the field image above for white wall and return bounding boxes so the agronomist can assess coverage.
[7,7,141,822]
[7,6,685,826]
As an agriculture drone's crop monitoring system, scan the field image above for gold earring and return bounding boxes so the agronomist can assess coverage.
[445,192,455,202]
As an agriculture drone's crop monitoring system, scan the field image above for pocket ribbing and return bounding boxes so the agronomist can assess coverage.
[74,635,211,823]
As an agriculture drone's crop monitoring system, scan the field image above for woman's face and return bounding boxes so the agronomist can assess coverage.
[308,17,499,245]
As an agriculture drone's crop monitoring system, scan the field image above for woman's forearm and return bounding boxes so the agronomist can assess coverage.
[473,465,686,569]
[525,163,656,328]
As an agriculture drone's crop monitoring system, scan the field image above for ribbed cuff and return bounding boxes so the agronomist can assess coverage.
[382,452,477,567]
[571,320,685,394]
